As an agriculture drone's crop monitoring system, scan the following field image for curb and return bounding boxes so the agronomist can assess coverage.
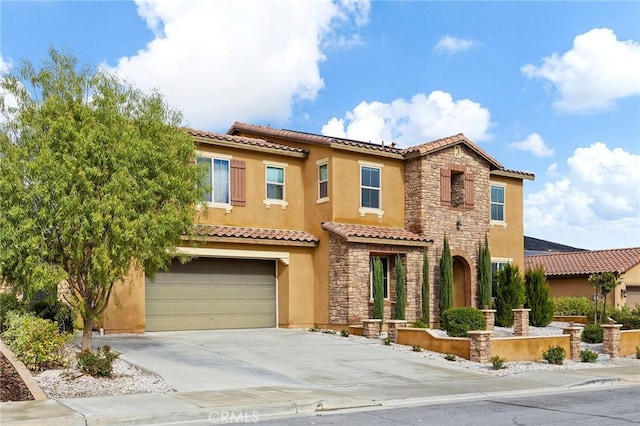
[568,375,640,388]
[0,338,47,401]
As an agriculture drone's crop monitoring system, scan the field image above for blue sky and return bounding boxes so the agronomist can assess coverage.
[2,0,639,250]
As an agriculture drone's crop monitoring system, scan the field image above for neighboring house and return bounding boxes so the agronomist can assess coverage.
[525,248,640,309]
[524,235,586,257]
[101,123,534,332]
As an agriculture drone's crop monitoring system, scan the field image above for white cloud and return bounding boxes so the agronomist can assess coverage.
[320,91,493,146]
[434,36,480,54]
[509,133,554,157]
[521,28,640,113]
[546,162,558,173]
[525,143,640,249]
[110,0,370,130]
[0,55,19,126]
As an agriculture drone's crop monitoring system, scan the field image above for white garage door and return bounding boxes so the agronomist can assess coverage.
[145,257,276,331]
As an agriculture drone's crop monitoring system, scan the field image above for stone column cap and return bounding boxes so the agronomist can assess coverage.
[481,309,497,313]
[467,330,494,335]
[601,323,623,328]
[386,320,408,324]
[362,319,383,323]
[511,308,531,312]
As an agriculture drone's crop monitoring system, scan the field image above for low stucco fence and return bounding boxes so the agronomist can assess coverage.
[397,328,470,359]
[620,329,640,356]
[490,335,570,362]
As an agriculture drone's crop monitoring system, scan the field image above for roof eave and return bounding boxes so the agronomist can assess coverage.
[329,142,404,160]
[491,169,535,181]
[182,234,318,247]
[193,136,308,159]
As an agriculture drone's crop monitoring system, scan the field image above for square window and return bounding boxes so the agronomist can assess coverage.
[361,166,380,209]
[318,163,328,199]
[266,166,285,201]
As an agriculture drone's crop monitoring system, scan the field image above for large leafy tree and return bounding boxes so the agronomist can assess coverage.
[0,49,200,350]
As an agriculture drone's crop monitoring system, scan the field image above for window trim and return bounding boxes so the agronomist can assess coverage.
[369,256,390,301]
[317,160,329,203]
[196,151,233,213]
[359,161,384,218]
[263,161,288,209]
[490,183,506,226]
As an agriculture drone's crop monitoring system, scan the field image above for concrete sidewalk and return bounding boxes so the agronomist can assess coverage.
[2,365,638,425]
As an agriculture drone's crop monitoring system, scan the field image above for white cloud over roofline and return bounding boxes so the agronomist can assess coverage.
[434,36,480,54]
[509,133,554,157]
[522,28,640,114]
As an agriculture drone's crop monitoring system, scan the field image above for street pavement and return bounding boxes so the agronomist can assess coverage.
[1,328,639,425]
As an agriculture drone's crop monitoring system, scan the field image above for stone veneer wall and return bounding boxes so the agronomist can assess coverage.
[405,145,491,325]
[328,233,423,324]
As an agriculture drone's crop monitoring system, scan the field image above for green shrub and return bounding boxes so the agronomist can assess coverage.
[411,319,429,328]
[524,267,554,327]
[383,336,392,345]
[439,237,453,314]
[635,347,640,359]
[411,345,422,352]
[477,236,492,309]
[421,249,430,324]
[2,311,72,370]
[495,264,525,327]
[542,345,565,365]
[490,355,507,370]
[552,296,592,316]
[395,254,406,320]
[581,324,604,343]
[440,307,486,337]
[77,345,120,377]
[586,301,615,324]
[321,329,336,335]
[580,349,598,363]
[444,353,456,361]
[372,257,384,320]
[608,306,640,330]
[308,324,320,332]
[340,329,350,337]
[0,293,24,331]
[30,298,75,333]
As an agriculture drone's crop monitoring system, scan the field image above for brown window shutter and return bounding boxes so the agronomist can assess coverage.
[440,168,451,206]
[464,171,475,208]
[230,159,246,206]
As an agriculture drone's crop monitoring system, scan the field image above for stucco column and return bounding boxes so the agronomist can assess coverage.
[386,320,407,343]
[602,324,623,358]
[562,325,582,361]
[512,307,531,336]
[481,306,496,332]
[468,330,493,363]
[362,319,382,339]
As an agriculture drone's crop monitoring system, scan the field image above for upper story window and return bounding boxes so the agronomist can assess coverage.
[491,184,505,222]
[196,153,246,211]
[197,156,230,205]
[441,166,474,209]
[318,162,328,201]
[370,256,389,300]
[361,165,380,209]
[263,161,288,209]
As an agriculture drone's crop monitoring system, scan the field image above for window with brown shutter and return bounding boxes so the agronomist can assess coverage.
[230,159,246,206]
[440,168,452,206]
[464,171,475,208]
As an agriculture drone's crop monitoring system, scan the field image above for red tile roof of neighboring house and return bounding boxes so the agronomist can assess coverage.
[321,222,432,244]
[228,122,404,155]
[192,224,319,245]
[525,247,640,277]
[186,128,308,154]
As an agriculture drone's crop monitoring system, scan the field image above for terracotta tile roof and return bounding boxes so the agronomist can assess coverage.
[321,222,432,244]
[494,168,536,180]
[525,247,640,276]
[402,133,503,168]
[193,224,319,244]
[185,128,308,154]
[228,122,403,155]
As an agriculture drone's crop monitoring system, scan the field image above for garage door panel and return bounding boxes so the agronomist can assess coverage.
[627,287,640,309]
[145,257,276,331]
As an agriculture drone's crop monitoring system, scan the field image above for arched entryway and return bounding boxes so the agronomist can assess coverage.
[453,256,471,308]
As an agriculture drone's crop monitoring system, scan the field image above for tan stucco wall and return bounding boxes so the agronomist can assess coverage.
[620,330,640,356]
[489,175,525,270]
[548,271,637,308]
[490,335,570,362]
[194,144,305,230]
[397,328,471,359]
[102,263,145,334]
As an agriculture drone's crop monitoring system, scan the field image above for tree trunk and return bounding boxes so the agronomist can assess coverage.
[82,318,94,351]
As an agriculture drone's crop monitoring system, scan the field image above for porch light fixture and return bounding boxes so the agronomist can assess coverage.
[456,220,462,231]
[621,289,628,298]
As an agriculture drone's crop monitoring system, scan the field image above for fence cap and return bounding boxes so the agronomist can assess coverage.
[362,319,383,323]
[466,330,494,335]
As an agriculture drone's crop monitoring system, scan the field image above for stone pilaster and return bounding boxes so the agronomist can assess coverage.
[602,324,623,358]
[512,308,531,336]
[481,308,496,332]
[386,320,407,343]
[563,326,582,361]
[468,330,493,363]
[362,319,382,339]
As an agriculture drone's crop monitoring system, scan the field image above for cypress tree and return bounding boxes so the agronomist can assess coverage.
[477,235,492,309]
[495,263,525,327]
[422,249,430,324]
[439,236,453,315]
[395,254,406,320]
[372,257,384,320]
[525,266,554,327]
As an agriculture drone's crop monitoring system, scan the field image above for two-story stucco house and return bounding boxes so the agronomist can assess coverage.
[100,123,534,333]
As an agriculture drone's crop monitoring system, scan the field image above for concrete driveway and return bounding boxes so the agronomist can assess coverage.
[94,328,486,393]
